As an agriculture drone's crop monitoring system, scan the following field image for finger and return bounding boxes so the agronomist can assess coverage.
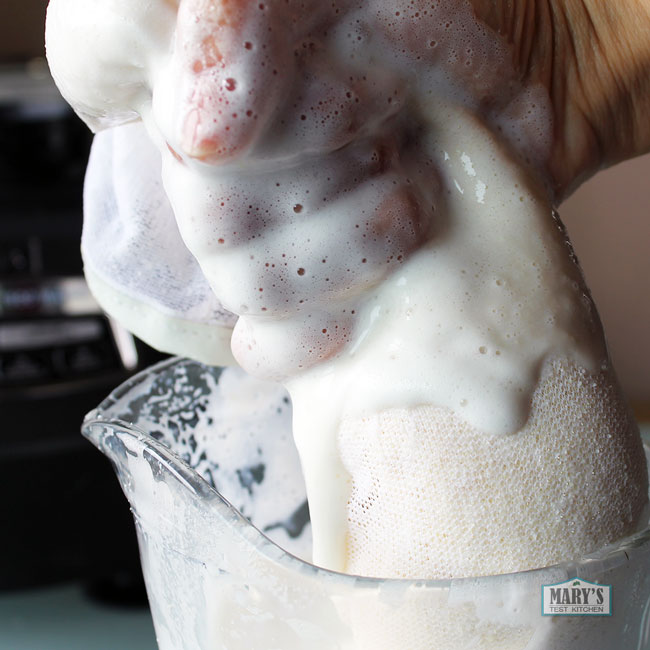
[175,0,291,161]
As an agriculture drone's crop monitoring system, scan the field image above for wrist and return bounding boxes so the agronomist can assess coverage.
[551,0,650,195]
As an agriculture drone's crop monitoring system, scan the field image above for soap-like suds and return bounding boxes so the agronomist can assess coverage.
[46,0,647,580]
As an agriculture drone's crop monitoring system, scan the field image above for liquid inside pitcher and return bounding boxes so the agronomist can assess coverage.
[82,357,650,650]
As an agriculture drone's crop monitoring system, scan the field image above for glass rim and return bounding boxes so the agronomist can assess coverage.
[82,355,650,589]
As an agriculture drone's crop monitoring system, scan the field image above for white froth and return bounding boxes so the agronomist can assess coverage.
[46,0,647,583]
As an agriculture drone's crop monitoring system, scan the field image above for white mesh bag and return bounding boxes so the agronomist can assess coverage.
[82,121,236,365]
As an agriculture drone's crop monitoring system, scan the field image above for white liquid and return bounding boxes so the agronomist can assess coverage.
[46,0,647,578]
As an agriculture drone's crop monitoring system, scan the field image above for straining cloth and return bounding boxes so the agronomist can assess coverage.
[82,123,649,581]
[51,0,650,584]
[82,121,236,365]
[339,358,649,579]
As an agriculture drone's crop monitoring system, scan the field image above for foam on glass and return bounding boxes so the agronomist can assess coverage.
[83,357,650,650]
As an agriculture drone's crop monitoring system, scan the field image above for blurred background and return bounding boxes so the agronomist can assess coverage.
[0,1,161,648]
[0,1,648,648]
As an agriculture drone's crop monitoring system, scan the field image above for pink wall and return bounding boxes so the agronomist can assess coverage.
[562,154,650,409]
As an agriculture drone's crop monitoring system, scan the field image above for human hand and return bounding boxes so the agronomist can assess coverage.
[46,0,650,379]
[45,0,650,581]
[170,0,650,203]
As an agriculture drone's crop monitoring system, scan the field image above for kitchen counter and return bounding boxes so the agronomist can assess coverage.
[0,582,157,649]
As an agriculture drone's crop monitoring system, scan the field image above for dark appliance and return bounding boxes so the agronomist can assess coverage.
[0,61,165,597]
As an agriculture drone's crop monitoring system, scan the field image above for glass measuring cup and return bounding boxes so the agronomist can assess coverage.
[82,357,650,650]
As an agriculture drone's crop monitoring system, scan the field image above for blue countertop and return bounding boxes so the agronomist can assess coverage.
[0,583,157,650]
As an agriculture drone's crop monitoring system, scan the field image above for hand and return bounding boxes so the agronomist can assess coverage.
[45,0,650,580]
[45,0,650,379]
[171,0,650,202]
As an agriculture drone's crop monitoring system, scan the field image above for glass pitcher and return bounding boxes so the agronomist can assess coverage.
[82,357,650,650]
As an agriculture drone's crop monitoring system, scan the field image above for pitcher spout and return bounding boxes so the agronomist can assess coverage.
[80,357,650,650]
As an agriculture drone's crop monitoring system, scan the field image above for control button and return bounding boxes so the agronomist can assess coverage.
[0,242,30,276]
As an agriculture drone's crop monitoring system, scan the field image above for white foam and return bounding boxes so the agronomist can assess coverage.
[46,0,647,583]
